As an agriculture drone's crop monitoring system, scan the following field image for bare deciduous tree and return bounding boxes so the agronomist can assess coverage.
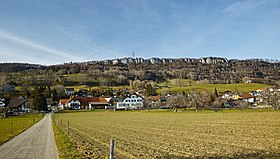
[212,98,226,112]
[265,90,280,110]
[167,94,187,112]
[143,98,152,111]
[235,100,249,111]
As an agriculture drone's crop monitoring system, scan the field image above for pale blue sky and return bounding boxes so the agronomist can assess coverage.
[0,0,279,65]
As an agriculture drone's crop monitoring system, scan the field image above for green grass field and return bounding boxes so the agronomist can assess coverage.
[53,110,280,158]
[157,82,269,94]
[0,114,44,145]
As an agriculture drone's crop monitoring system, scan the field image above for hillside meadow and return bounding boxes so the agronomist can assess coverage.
[53,109,280,158]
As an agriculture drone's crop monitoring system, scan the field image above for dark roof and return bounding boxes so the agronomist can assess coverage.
[7,98,28,108]
[110,97,123,103]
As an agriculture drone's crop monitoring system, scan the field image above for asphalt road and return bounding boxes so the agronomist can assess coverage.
[0,113,59,159]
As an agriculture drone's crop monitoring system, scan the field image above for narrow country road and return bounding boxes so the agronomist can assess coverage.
[0,113,58,159]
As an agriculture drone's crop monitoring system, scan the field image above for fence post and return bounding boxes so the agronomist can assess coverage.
[60,119,62,131]
[110,139,114,159]
[10,121,13,134]
[67,121,69,136]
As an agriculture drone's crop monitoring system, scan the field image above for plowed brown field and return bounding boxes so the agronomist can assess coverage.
[55,110,280,158]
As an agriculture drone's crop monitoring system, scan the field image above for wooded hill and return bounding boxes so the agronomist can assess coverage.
[0,57,279,86]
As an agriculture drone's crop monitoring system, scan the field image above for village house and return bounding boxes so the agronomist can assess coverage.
[4,84,15,92]
[231,94,241,100]
[255,88,266,96]
[116,94,143,110]
[58,99,69,110]
[241,93,255,103]
[6,97,29,113]
[65,88,75,95]
[46,98,53,110]
[67,97,81,110]
[147,95,167,108]
[76,89,89,96]
[222,93,231,99]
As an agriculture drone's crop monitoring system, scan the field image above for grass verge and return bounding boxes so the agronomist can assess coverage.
[52,119,82,159]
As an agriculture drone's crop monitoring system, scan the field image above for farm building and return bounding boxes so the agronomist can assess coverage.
[58,96,109,110]
[88,97,109,109]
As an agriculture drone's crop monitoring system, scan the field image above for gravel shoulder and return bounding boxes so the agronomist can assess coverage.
[0,113,58,159]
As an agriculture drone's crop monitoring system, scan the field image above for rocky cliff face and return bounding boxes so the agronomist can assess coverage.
[199,57,228,64]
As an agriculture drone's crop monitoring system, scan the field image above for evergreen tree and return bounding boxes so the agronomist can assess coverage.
[214,88,218,98]
[44,86,52,98]
[33,86,47,111]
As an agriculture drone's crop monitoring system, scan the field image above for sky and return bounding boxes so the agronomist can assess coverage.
[0,0,279,65]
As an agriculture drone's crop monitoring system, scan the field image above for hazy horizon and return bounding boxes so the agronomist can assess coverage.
[1,0,279,65]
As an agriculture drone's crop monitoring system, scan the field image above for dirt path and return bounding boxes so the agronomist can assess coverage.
[0,113,58,159]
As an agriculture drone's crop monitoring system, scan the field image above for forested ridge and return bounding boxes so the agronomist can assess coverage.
[1,57,279,85]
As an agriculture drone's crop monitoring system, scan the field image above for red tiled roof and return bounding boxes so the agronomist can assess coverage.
[66,97,109,107]
[148,96,160,101]
[147,96,161,101]
[98,97,107,103]
[59,99,69,105]
[241,94,254,99]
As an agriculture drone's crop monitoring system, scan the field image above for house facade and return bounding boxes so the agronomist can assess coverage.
[68,98,81,110]
[116,94,143,110]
